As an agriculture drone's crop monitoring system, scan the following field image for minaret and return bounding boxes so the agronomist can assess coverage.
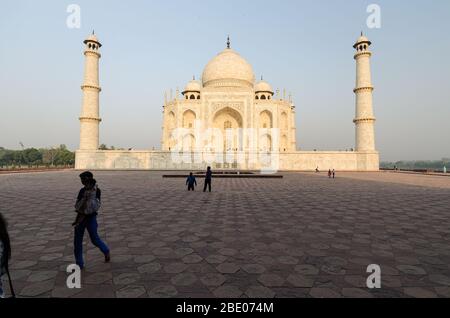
[79,32,102,150]
[353,33,376,152]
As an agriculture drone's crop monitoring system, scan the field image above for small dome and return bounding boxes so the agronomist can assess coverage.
[202,48,255,88]
[87,34,99,42]
[84,33,102,47]
[357,35,369,43]
[255,80,273,93]
[183,79,202,93]
[354,34,371,48]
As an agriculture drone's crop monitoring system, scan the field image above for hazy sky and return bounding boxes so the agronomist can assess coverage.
[1,0,449,161]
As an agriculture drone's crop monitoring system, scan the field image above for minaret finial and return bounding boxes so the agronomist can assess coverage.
[261,75,263,81]
[92,30,95,35]
[193,75,195,80]
[227,35,230,49]
[361,31,363,36]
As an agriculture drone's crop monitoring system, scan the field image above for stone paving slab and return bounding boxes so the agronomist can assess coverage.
[0,171,449,298]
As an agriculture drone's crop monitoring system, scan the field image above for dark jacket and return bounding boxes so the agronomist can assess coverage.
[186,176,197,186]
[205,170,212,181]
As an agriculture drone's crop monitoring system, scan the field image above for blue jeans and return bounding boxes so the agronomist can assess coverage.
[74,215,109,268]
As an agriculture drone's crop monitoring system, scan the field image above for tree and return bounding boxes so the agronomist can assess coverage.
[54,145,75,166]
[13,151,23,165]
[0,146,75,168]
[23,148,42,166]
[98,144,116,150]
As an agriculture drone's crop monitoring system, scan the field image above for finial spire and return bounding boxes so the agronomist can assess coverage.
[361,31,363,36]
[92,30,95,35]
[261,75,263,81]
[227,35,230,49]
[193,75,195,80]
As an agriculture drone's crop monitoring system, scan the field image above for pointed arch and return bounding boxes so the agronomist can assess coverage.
[260,110,273,129]
[182,133,196,152]
[260,134,272,152]
[213,107,243,151]
[182,110,196,129]
[281,135,288,152]
[280,112,288,129]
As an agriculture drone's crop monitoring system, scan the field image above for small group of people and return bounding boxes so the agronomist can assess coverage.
[186,166,213,192]
[328,169,336,179]
[315,167,336,178]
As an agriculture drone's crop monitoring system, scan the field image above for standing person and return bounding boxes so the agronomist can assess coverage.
[332,169,336,179]
[186,172,197,191]
[0,213,12,298]
[73,171,110,270]
[203,166,212,192]
[328,169,332,178]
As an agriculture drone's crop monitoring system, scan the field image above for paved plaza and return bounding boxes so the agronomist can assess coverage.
[0,171,450,298]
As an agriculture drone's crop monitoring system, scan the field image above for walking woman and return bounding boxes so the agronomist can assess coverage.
[73,171,110,270]
[0,213,12,298]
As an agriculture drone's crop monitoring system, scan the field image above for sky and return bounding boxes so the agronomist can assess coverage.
[0,0,449,162]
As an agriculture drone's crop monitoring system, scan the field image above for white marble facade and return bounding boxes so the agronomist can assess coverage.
[75,35,379,171]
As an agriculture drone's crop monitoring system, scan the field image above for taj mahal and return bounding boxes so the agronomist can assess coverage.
[75,33,379,171]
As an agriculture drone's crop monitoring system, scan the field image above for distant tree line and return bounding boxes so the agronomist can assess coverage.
[98,144,125,150]
[381,159,450,171]
[0,145,75,168]
[99,144,136,151]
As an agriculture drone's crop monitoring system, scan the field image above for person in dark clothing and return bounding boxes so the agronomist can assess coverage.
[332,169,336,179]
[328,169,332,178]
[203,166,212,192]
[72,177,98,227]
[186,172,197,191]
[0,213,11,298]
[73,171,110,270]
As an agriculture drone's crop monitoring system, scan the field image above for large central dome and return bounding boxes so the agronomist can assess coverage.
[202,48,255,89]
